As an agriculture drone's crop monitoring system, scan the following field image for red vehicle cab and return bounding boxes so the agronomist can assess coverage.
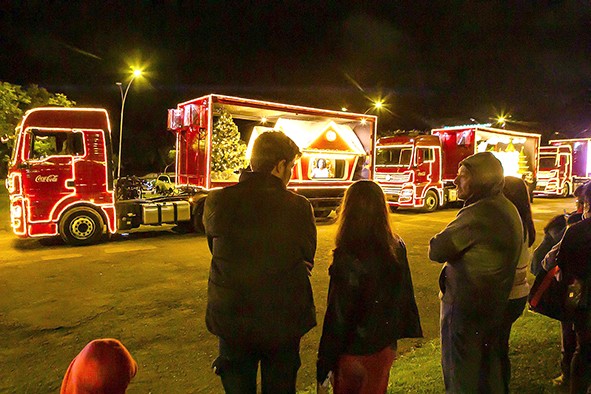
[7,107,116,244]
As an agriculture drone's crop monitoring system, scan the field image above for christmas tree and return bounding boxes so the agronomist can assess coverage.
[207,109,247,177]
[518,147,529,174]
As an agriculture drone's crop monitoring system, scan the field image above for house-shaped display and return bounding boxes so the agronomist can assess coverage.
[246,118,368,182]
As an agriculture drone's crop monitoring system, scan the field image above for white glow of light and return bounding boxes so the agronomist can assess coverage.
[326,130,337,142]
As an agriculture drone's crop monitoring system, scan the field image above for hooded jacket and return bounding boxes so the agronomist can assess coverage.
[60,339,137,394]
[429,152,523,323]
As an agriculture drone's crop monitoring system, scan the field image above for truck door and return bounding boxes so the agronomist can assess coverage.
[23,129,82,222]
[415,147,439,184]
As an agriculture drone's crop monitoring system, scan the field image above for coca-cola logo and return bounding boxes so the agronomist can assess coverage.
[35,175,59,182]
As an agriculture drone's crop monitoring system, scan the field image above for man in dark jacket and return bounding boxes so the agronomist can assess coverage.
[204,131,317,393]
[429,152,523,393]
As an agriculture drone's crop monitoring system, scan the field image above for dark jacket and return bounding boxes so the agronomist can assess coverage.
[557,217,591,284]
[316,242,423,382]
[204,171,317,346]
[429,152,523,323]
[531,214,566,276]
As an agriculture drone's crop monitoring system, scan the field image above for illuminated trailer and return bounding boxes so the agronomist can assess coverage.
[374,125,540,212]
[6,97,376,245]
[167,94,376,218]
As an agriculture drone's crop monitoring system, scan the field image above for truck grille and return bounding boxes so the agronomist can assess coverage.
[374,172,411,183]
[381,186,402,196]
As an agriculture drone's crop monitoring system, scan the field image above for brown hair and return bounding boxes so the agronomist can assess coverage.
[503,176,536,247]
[250,131,301,173]
[335,180,401,261]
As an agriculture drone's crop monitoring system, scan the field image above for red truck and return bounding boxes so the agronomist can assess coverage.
[535,145,573,197]
[535,138,591,197]
[374,125,541,212]
[6,95,376,245]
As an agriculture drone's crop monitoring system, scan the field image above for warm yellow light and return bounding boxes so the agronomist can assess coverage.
[341,107,348,112]
[374,101,383,109]
[261,117,267,124]
[326,130,337,142]
[360,118,367,125]
[133,69,142,77]
[497,115,506,124]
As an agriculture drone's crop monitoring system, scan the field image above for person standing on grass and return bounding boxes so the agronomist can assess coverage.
[316,180,422,394]
[429,152,523,393]
[555,184,591,394]
[500,176,536,392]
[204,131,317,394]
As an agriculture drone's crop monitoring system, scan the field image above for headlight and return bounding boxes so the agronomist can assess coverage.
[11,204,22,218]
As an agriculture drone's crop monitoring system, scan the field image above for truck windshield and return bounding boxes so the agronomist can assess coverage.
[376,146,412,166]
[539,156,557,170]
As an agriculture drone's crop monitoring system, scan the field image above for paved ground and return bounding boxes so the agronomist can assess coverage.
[0,197,572,393]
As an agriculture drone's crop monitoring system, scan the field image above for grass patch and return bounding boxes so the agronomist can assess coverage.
[299,310,562,393]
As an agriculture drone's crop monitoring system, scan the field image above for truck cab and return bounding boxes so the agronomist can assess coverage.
[374,135,443,212]
[536,145,572,197]
[6,108,116,244]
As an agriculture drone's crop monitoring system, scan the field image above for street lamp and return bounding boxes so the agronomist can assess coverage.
[116,69,142,179]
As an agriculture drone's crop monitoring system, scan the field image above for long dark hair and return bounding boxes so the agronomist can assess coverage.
[335,180,401,261]
[503,176,536,247]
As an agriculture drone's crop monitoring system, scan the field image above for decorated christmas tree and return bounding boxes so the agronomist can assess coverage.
[208,109,247,178]
[518,147,529,174]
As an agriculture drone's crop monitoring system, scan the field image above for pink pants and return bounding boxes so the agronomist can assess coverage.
[333,345,397,394]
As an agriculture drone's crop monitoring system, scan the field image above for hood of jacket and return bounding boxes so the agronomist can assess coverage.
[461,152,504,205]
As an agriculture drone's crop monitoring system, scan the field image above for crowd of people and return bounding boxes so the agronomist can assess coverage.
[57,130,591,393]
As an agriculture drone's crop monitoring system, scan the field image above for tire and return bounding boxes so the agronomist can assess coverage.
[59,207,104,246]
[560,183,571,198]
[422,190,439,213]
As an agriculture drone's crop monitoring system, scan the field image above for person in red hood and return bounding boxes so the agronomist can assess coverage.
[60,338,138,394]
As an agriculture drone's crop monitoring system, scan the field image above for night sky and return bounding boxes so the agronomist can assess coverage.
[1,1,590,172]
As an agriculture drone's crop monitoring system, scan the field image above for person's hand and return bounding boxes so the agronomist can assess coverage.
[317,382,329,394]
[305,261,313,276]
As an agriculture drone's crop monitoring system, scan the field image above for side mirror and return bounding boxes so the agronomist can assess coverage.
[17,162,30,170]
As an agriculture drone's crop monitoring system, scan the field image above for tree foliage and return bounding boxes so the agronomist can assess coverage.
[209,109,247,174]
[0,82,75,177]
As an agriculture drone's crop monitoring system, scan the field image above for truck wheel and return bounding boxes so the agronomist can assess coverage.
[192,198,206,234]
[561,183,571,198]
[59,207,104,246]
[422,190,439,213]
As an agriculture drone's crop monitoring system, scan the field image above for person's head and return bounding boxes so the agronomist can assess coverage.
[574,183,587,213]
[60,338,137,394]
[317,158,326,169]
[250,131,301,185]
[455,152,504,202]
[503,176,536,246]
[336,180,399,259]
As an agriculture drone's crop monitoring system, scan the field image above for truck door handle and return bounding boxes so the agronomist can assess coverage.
[66,180,75,187]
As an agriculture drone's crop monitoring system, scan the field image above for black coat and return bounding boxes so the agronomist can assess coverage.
[316,242,423,382]
[204,171,317,346]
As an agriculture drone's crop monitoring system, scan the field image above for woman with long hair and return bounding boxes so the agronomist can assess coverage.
[500,176,536,392]
[317,180,422,393]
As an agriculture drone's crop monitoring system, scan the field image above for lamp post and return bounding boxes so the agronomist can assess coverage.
[116,69,142,179]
